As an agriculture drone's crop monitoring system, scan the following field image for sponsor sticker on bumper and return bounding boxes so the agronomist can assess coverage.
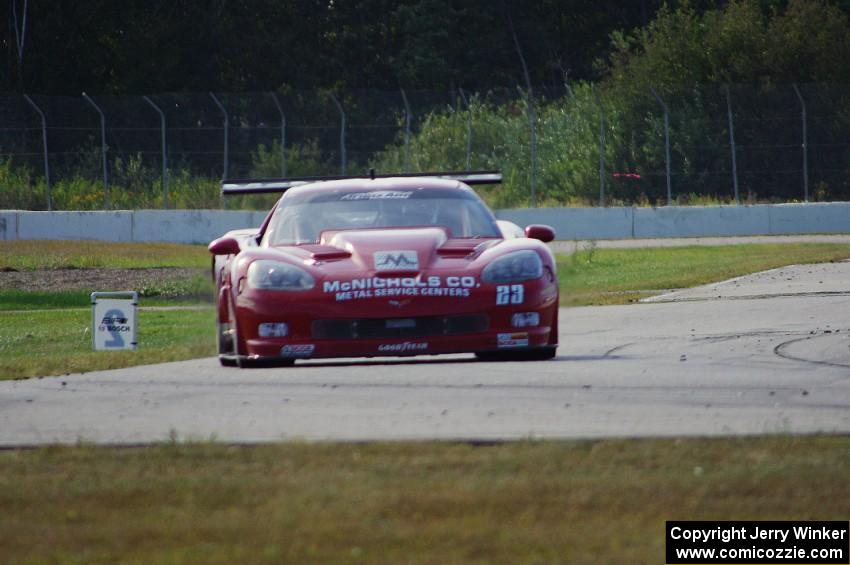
[280,344,315,358]
[497,332,529,348]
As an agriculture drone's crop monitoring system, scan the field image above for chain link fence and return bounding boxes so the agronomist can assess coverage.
[1,84,848,210]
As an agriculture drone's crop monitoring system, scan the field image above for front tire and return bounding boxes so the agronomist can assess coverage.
[237,357,296,368]
[217,321,238,366]
[219,356,239,367]
[475,346,557,362]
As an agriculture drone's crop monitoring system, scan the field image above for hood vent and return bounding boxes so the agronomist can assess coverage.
[299,244,352,261]
[436,239,494,258]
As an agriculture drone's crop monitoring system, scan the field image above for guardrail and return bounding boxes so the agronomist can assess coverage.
[495,203,850,240]
[1,203,849,244]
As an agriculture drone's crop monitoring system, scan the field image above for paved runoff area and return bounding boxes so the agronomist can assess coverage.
[1,260,848,446]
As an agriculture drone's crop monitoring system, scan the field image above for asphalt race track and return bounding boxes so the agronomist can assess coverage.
[1,261,848,446]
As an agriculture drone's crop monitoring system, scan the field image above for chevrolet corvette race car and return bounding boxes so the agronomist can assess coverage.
[209,171,559,367]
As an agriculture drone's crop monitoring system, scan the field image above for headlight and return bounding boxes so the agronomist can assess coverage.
[247,260,315,291]
[481,250,543,284]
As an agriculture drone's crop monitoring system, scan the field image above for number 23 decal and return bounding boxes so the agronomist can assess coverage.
[496,284,524,305]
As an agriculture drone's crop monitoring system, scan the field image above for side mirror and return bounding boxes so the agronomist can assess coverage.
[208,237,241,256]
[524,224,555,243]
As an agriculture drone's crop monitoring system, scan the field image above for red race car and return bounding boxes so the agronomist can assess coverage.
[209,171,559,367]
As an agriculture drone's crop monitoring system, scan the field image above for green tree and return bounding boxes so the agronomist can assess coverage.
[600,0,850,202]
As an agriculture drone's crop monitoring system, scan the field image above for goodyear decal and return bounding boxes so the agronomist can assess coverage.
[377,342,428,353]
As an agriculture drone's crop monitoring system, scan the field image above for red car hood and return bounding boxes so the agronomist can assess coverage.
[273,227,498,274]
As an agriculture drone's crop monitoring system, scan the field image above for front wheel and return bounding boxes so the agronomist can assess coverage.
[217,321,238,365]
[218,303,296,368]
[237,357,296,368]
[475,346,557,362]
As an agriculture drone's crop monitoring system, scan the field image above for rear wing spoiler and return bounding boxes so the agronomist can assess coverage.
[221,170,502,196]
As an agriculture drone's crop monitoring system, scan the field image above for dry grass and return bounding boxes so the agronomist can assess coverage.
[0,436,847,564]
[0,240,210,270]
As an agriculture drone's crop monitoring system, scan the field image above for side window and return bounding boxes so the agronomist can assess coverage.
[265,208,299,245]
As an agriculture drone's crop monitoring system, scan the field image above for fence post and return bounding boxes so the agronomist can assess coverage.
[592,85,606,207]
[400,88,412,172]
[82,92,109,208]
[328,93,346,175]
[506,6,537,207]
[23,94,51,210]
[649,87,672,206]
[143,96,168,209]
[792,84,809,202]
[209,92,229,180]
[270,93,287,178]
[523,87,538,208]
[209,93,228,209]
[458,88,472,170]
[724,85,740,204]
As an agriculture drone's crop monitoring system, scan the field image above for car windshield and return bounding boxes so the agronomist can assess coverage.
[263,186,501,245]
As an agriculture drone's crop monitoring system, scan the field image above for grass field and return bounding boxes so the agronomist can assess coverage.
[0,307,215,380]
[0,241,216,380]
[2,240,850,379]
[0,240,209,270]
[557,242,850,306]
[0,436,847,563]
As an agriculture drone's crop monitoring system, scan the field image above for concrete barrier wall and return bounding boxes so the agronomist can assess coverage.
[496,207,635,240]
[0,210,270,244]
[633,205,772,238]
[1,203,848,243]
[499,203,849,240]
[0,211,18,240]
[767,202,850,235]
[17,211,134,242]
[132,210,263,244]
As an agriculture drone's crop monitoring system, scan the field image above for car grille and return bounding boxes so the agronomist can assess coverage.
[311,314,489,340]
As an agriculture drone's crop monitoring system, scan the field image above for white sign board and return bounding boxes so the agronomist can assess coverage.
[91,292,138,351]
